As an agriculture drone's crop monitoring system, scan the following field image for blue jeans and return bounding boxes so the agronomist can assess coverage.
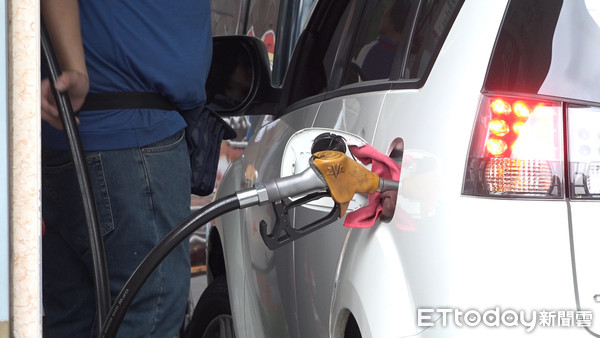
[42,131,191,338]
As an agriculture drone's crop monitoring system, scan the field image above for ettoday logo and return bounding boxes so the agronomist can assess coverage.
[417,307,593,332]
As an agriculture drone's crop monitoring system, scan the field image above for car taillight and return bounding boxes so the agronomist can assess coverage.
[567,105,600,199]
[462,95,564,198]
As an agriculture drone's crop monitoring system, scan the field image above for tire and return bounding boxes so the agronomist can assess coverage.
[185,276,235,338]
[344,313,362,338]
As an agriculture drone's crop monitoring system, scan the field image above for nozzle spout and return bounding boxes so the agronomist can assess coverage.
[378,178,399,192]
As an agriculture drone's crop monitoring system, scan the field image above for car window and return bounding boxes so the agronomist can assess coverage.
[338,0,463,87]
[282,0,463,108]
[323,1,361,88]
[283,0,361,105]
[404,0,463,79]
[246,0,280,68]
[485,0,600,104]
[341,0,416,85]
[280,0,317,85]
[244,0,316,86]
[211,1,245,36]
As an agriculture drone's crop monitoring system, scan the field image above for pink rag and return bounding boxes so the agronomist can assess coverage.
[343,144,401,228]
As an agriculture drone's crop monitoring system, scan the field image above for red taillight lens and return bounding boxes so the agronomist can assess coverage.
[490,98,512,115]
[488,119,510,137]
[463,95,563,198]
[513,101,531,118]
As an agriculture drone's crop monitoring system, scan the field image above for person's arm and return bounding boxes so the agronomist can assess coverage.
[41,0,89,129]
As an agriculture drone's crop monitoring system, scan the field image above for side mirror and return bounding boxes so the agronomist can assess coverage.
[206,35,276,116]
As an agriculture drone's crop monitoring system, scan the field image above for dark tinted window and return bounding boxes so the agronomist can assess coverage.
[283,0,360,105]
[341,0,416,85]
[339,0,464,87]
[485,0,600,103]
[286,0,464,105]
[405,0,463,79]
[323,1,360,86]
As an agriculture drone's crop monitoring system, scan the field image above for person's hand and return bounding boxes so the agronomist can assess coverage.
[380,189,398,221]
[41,70,89,130]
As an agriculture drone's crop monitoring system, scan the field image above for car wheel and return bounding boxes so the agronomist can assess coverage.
[185,276,235,338]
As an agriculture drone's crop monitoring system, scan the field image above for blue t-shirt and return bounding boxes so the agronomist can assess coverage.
[357,36,400,81]
[42,0,213,151]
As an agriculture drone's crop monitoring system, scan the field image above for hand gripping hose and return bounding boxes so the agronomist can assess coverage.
[40,19,112,328]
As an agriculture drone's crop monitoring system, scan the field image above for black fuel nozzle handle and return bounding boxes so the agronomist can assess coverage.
[234,168,337,250]
[259,192,340,250]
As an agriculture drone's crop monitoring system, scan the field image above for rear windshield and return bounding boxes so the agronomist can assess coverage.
[485,0,600,104]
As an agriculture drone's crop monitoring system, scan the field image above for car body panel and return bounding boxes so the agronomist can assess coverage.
[331,224,421,338]
[565,102,600,335]
[202,0,600,337]
[216,103,321,338]
[292,91,386,337]
[571,201,600,335]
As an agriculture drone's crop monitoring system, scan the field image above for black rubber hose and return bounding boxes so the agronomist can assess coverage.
[100,194,241,338]
[40,18,112,330]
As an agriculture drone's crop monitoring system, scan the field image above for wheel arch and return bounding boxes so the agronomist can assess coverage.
[330,227,423,338]
[333,308,364,338]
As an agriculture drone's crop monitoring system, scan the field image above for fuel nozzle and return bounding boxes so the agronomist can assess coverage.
[311,150,398,216]
[237,150,398,217]
[240,147,399,250]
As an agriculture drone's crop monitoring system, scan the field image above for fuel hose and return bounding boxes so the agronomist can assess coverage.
[40,18,112,329]
[100,194,240,338]
[100,148,398,336]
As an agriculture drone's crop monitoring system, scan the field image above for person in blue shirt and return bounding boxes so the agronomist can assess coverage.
[40,0,211,336]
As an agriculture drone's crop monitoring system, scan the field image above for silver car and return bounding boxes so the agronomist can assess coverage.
[187,0,600,337]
